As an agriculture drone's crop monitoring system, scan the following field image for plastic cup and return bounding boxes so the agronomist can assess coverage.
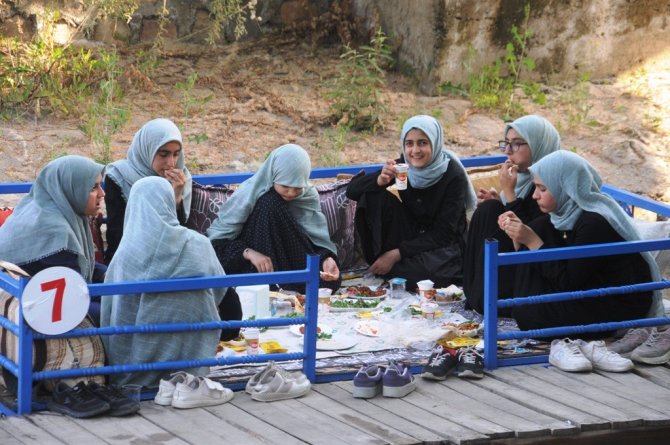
[121,384,142,402]
[417,279,435,300]
[244,327,261,355]
[395,163,409,190]
[318,288,333,313]
[389,277,407,299]
[421,302,438,320]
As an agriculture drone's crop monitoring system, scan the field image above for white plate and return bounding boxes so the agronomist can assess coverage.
[298,334,358,350]
[339,286,389,301]
[289,323,333,337]
[354,321,380,337]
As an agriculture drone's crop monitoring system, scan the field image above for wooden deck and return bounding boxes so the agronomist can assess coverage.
[3,363,670,444]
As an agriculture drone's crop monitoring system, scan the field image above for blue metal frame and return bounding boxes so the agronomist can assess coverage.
[483,232,670,370]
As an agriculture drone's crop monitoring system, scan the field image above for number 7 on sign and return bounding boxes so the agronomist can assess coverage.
[22,266,90,335]
[41,278,66,323]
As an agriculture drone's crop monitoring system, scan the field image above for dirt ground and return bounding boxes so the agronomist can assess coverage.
[1,36,670,214]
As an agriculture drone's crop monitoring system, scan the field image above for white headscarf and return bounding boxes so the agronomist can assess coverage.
[207,144,336,253]
[105,118,192,218]
[400,115,477,211]
[0,155,104,282]
[502,114,561,204]
[529,150,663,318]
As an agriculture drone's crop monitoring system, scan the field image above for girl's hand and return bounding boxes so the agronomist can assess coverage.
[320,257,340,281]
[376,159,397,187]
[244,248,274,273]
[499,211,543,250]
[368,248,401,276]
[164,168,186,205]
[476,187,500,204]
[498,160,518,202]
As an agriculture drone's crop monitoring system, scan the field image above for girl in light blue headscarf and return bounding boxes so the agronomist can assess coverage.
[208,144,341,293]
[104,118,192,264]
[499,150,660,333]
[0,155,105,282]
[346,115,473,290]
[464,114,561,314]
[102,176,226,387]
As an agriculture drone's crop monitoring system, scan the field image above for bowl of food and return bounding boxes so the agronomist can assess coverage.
[435,284,465,305]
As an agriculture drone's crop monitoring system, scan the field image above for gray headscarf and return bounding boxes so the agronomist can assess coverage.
[400,115,477,211]
[529,150,663,318]
[101,176,225,387]
[0,155,103,282]
[502,114,561,204]
[207,144,337,253]
[105,118,192,219]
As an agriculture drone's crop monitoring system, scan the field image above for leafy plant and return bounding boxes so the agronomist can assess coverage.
[207,0,262,44]
[558,72,593,130]
[326,28,394,133]
[176,72,213,117]
[464,1,543,118]
[80,50,130,164]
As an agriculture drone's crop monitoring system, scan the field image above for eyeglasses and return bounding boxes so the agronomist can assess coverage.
[498,140,529,153]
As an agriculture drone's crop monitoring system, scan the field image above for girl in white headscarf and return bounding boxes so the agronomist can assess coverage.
[208,144,341,293]
[499,150,660,332]
[464,115,561,314]
[346,115,475,290]
[102,176,226,387]
[104,118,192,264]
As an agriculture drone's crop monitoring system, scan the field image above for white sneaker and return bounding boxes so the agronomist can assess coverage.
[154,371,195,406]
[577,340,634,372]
[250,369,311,402]
[171,376,234,409]
[549,338,592,372]
[245,361,277,394]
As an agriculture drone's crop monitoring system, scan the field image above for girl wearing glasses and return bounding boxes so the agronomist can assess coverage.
[463,114,561,314]
[346,115,476,290]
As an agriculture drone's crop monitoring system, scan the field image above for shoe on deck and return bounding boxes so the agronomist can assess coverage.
[576,340,634,372]
[549,338,592,372]
[171,377,234,409]
[352,365,383,398]
[422,346,458,381]
[154,371,196,406]
[456,347,484,379]
[631,328,670,365]
[382,361,415,398]
[608,327,651,358]
[246,361,277,394]
[251,369,311,402]
[47,381,110,418]
[87,382,141,416]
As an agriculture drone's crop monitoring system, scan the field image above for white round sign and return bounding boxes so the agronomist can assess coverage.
[22,267,90,335]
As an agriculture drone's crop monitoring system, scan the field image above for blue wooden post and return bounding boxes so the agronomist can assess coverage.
[483,239,499,370]
[302,255,320,382]
[16,276,33,415]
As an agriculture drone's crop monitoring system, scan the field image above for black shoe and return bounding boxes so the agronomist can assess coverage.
[47,381,110,418]
[456,347,484,379]
[421,346,457,381]
[87,382,141,416]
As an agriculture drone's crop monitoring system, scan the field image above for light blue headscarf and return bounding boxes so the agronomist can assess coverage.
[0,155,103,282]
[400,115,477,211]
[502,114,561,204]
[207,144,337,254]
[101,176,225,387]
[105,118,192,219]
[529,150,663,318]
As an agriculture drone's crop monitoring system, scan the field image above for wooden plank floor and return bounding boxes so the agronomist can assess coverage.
[3,363,670,444]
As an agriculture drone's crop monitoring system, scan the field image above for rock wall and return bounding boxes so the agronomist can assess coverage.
[351,0,670,91]
[2,0,669,91]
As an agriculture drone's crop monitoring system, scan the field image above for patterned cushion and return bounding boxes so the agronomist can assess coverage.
[186,180,364,270]
[185,182,235,235]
